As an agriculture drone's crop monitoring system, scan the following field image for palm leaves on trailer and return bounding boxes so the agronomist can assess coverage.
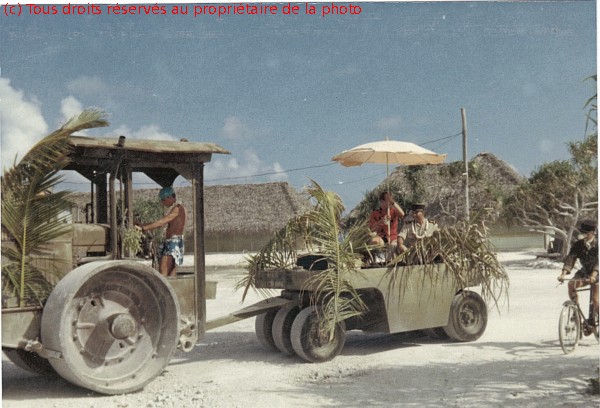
[386,212,509,310]
[2,109,109,306]
[241,183,509,340]
[239,180,373,337]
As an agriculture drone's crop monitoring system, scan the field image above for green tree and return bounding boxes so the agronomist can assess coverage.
[1,109,109,306]
[510,77,598,257]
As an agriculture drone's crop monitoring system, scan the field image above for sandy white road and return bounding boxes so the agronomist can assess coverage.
[2,251,599,407]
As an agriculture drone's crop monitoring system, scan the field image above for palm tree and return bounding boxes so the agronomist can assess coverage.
[2,109,109,306]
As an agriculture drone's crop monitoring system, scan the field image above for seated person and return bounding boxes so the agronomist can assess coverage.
[368,191,405,256]
[398,203,438,253]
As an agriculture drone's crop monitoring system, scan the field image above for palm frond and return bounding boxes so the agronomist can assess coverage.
[2,109,109,306]
[387,212,509,310]
[238,180,373,339]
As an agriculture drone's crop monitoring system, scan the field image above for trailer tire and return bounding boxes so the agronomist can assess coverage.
[255,308,279,351]
[272,303,300,356]
[291,307,346,363]
[3,348,58,376]
[443,291,487,342]
[41,261,180,395]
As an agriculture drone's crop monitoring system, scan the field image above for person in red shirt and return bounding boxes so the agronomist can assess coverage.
[368,191,405,254]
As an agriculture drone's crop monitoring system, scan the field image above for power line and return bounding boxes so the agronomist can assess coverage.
[58,132,461,187]
[419,132,462,147]
[205,162,337,183]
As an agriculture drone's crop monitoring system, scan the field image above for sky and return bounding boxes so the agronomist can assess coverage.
[0,1,597,211]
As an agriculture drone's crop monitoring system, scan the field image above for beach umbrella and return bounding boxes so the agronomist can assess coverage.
[332,138,447,239]
[331,139,447,177]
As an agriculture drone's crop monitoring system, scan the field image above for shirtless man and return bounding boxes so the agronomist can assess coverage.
[138,186,186,277]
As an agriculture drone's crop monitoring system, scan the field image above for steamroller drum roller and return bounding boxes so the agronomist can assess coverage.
[3,348,58,376]
[41,261,180,394]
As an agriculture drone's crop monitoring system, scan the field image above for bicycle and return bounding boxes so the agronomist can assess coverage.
[557,279,599,354]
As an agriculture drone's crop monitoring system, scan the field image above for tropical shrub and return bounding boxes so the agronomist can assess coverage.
[1,109,109,306]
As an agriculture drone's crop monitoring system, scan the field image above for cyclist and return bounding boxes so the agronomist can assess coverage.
[557,219,598,326]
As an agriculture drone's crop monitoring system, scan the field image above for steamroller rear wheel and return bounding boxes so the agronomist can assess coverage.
[41,261,179,395]
[3,348,57,376]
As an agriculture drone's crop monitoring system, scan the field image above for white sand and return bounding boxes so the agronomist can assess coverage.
[2,251,599,407]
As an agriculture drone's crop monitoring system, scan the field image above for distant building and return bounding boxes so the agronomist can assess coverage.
[68,182,307,253]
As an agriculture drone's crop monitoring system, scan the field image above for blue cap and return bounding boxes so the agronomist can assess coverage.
[159,186,175,200]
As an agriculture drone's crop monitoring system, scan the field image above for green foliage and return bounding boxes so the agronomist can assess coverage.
[508,133,598,254]
[388,213,509,309]
[507,76,598,255]
[121,226,143,256]
[133,198,164,225]
[404,165,426,202]
[239,180,374,335]
[117,197,165,258]
[584,75,597,134]
[1,109,109,306]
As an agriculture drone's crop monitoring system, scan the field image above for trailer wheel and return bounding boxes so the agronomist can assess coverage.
[41,261,180,395]
[255,308,279,351]
[3,348,58,376]
[290,307,346,363]
[443,291,487,342]
[272,303,300,356]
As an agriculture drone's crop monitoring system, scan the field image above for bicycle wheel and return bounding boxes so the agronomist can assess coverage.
[558,302,580,354]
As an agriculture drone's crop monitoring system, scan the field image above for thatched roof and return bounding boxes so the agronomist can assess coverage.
[68,182,307,235]
[347,152,525,226]
[204,182,307,234]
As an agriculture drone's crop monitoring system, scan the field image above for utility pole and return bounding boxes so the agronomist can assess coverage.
[461,108,470,222]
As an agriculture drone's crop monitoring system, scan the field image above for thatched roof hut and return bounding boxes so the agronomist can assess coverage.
[68,182,307,252]
[347,152,524,226]
[204,182,306,234]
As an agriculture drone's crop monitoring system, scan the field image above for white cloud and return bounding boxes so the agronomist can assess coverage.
[60,95,84,124]
[112,124,178,141]
[268,162,288,182]
[205,149,288,184]
[375,115,403,132]
[0,78,48,171]
[66,76,109,97]
[537,139,555,154]
[220,116,247,140]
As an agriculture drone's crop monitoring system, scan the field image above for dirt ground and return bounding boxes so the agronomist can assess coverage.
[2,251,599,407]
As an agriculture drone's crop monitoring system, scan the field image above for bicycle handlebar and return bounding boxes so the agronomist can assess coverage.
[556,278,598,289]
